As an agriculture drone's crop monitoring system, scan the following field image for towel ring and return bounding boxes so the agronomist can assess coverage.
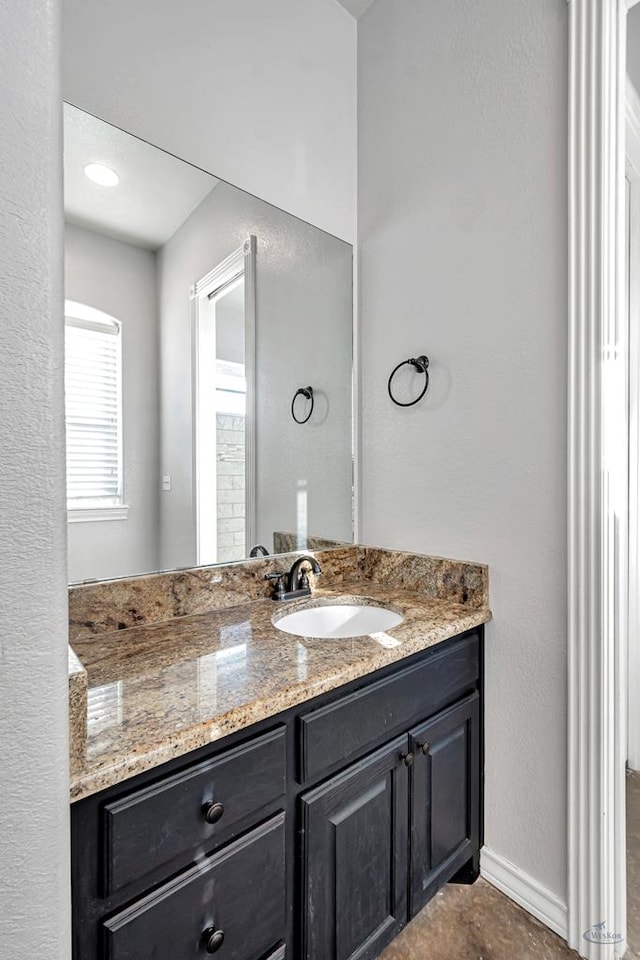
[291,386,314,424]
[387,355,430,407]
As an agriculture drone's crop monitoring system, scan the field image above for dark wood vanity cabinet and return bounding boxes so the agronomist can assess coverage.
[102,727,287,898]
[71,628,483,960]
[409,692,480,916]
[104,814,286,960]
[301,735,409,960]
[300,693,481,960]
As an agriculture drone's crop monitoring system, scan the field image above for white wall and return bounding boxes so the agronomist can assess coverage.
[158,181,353,567]
[64,223,160,581]
[61,0,357,244]
[0,0,71,956]
[358,0,569,904]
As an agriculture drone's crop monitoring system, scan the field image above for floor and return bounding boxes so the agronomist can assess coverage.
[380,774,640,960]
[378,879,582,960]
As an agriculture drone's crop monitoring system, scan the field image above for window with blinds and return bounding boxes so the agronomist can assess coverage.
[64,308,123,510]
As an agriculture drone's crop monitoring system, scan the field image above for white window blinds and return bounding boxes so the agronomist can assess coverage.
[64,312,123,507]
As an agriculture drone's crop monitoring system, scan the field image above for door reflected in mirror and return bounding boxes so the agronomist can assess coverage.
[63,104,353,583]
[193,239,254,567]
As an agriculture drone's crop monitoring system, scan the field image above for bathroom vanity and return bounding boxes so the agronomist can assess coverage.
[62,108,491,960]
[68,546,490,960]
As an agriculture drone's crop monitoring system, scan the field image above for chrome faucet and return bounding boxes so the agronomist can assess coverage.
[264,555,322,601]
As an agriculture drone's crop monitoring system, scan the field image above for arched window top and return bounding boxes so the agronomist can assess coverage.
[64,299,121,336]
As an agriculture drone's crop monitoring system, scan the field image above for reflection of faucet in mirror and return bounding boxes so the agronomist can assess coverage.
[265,556,322,601]
[249,544,270,557]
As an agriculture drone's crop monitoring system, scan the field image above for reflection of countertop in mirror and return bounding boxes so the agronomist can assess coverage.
[68,547,491,802]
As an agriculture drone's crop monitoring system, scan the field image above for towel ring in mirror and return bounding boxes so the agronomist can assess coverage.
[291,386,314,424]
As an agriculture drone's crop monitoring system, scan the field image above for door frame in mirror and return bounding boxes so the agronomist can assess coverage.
[191,236,257,565]
[568,2,628,957]
[626,75,640,781]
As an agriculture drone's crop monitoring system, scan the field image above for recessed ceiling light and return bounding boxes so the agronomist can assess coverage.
[84,162,119,187]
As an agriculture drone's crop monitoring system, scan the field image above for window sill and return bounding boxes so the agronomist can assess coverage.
[67,504,129,523]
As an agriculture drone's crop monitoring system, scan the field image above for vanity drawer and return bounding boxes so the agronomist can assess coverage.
[298,633,479,782]
[103,813,286,960]
[103,726,286,896]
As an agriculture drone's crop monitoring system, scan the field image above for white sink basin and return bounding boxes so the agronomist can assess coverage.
[274,602,404,639]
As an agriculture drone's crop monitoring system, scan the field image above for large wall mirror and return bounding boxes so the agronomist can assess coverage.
[63,104,354,583]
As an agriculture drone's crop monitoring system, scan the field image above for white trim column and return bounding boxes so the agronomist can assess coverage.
[626,77,640,774]
[568,1,628,958]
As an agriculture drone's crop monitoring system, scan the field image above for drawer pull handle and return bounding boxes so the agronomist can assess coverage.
[203,801,225,825]
[203,928,225,954]
[418,742,430,756]
[401,751,414,768]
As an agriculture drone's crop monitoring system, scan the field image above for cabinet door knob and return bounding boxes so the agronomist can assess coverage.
[418,742,430,756]
[203,928,225,954]
[401,751,414,768]
[203,801,224,825]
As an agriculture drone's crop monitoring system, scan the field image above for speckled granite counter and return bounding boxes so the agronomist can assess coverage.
[68,646,87,778]
[68,547,491,802]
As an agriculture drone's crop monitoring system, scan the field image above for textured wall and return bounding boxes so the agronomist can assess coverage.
[0,0,71,955]
[358,0,569,901]
[61,0,357,243]
[64,224,160,581]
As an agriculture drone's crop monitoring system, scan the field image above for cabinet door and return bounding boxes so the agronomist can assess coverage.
[409,693,480,916]
[300,735,409,960]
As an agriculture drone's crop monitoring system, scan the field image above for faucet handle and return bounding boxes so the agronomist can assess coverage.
[264,571,286,600]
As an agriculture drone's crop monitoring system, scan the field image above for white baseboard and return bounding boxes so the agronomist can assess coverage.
[480,846,568,942]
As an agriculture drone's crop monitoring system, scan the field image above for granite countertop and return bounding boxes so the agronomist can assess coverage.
[68,546,491,802]
[69,546,491,801]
